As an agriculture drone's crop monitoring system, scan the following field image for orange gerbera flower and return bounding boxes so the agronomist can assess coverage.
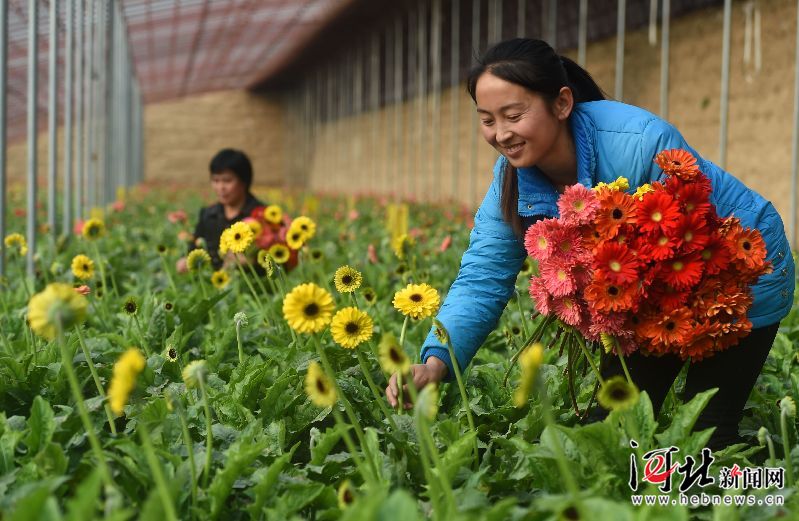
[640,306,693,351]
[584,275,637,313]
[727,224,768,271]
[679,321,717,360]
[705,290,752,319]
[595,190,636,239]
[654,149,701,180]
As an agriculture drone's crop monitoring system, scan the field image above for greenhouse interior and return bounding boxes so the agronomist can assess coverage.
[2,0,799,518]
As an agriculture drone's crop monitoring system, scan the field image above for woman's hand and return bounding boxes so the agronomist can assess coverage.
[385,356,449,409]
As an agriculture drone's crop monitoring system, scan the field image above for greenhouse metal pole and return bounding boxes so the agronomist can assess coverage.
[0,0,7,277]
[74,0,83,221]
[26,0,39,277]
[99,0,109,208]
[431,0,441,202]
[517,0,525,37]
[660,0,671,119]
[63,0,74,236]
[469,0,480,208]
[407,7,416,201]
[352,48,361,194]
[394,16,403,201]
[578,0,587,66]
[416,2,427,202]
[85,0,94,213]
[450,0,460,200]
[791,0,799,248]
[370,33,379,198]
[47,0,58,239]
[615,0,626,101]
[719,0,732,169]
[544,0,557,48]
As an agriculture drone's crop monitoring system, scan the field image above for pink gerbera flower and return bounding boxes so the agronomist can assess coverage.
[528,276,554,315]
[524,218,559,260]
[540,261,577,297]
[557,184,600,226]
[549,226,588,265]
[552,295,585,327]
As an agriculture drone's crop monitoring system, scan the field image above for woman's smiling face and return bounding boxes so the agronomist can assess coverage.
[475,71,571,169]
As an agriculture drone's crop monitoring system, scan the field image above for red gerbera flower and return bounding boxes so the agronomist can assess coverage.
[654,149,701,180]
[699,233,732,275]
[672,180,712,217]
[595,190,637,239]
[673,212,710,254]
[593,242,640,285]
[636,232,677,261]
[584,275,638,313]
[660,253,704,290]
[648,282,691,311]
[636,191,681,235]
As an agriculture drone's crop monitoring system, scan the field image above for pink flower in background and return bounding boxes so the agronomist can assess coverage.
[367,243,378,264]
[111,200,126,212]
[167,210,188,224]
[73,219,85,235]
[177,230,193,242]
[13,208,25,218]
[348,209,360,221]
[438,235,452,253]
[74,285,91,296]
[409,228,424,241]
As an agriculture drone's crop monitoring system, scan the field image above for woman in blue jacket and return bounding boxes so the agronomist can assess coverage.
[385,38,795,451]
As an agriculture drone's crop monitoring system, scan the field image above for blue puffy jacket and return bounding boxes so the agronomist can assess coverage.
[421,99,795,378]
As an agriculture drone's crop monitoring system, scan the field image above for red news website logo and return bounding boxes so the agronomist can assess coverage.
[628,439,785,494]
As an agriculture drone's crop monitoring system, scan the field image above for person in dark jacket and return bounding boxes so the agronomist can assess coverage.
[385,38,795,451]
[177,149,264,271]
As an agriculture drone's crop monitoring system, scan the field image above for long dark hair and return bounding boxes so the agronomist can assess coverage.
[466,39,606,237]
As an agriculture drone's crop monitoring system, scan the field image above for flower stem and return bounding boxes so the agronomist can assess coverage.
[132,315,150,357]
[445,341,479,469]
[417,414,456,516]
[330,407,376,488]
[312,335,380,482]
[574,333,604,386]
[355,349,398,430]
[175,404,197,508]
[780,409,795,486]
[399,315,410,361]
[235,261,267,319]
[235,322,245,365]
[91,242,116,300]
[514,289,531,339]
[138,421,179,521]
[160,255,178,294]
[197,377,214,486]
[75,326,117,435]
[56,323,114,489]
[616,345,633,386]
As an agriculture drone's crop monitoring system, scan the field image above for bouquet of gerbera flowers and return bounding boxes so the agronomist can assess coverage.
[519,149,771,409]
[233,204,317,271]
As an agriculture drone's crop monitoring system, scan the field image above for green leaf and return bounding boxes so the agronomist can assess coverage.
[655,388,718,448]
[440,431,476,483]
[339,488,422,521]
[247,443,299,519]
[26,396,55,456]
[64,469,102,521]
[310,426,346,466]
[179,291,229,332]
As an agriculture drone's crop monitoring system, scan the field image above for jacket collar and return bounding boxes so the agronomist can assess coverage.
[516,103,596,217]
[207,192,261,221]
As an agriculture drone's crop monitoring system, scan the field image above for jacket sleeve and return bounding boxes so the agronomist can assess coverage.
[639,117,702,185]
[420,158,526,380]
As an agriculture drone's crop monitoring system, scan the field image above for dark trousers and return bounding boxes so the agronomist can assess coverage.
[583,323,780,451]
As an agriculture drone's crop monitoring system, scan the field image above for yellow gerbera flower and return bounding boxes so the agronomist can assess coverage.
[286,227,305,250]
[597,376,640,411]
[186,249,211,271]
[268,243,290,264]
[337,480,355,509]
[361,287,377,306]
[378,333,410,375]
[256,250,275,277]
[4,233,27,255]
[264,205,283,224]
[392,283,440,320]
[71,254,95,280]
[221,221,254,254]
[27,282,88,340]
[633,183,655,201]
[304,361,337,408]
[330,307,373,349]
[245,218,262,238]
[290,216,316,240]
[594,176,630,193]
[182,359,208,389]
[107,348,146,415]
[513,343,544,408]
[211,270,230,289]
[391,234,414,260]
[333,265,362,294]
[282,283,335,334]
[416,384,440,421]
[82,218,106,240]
